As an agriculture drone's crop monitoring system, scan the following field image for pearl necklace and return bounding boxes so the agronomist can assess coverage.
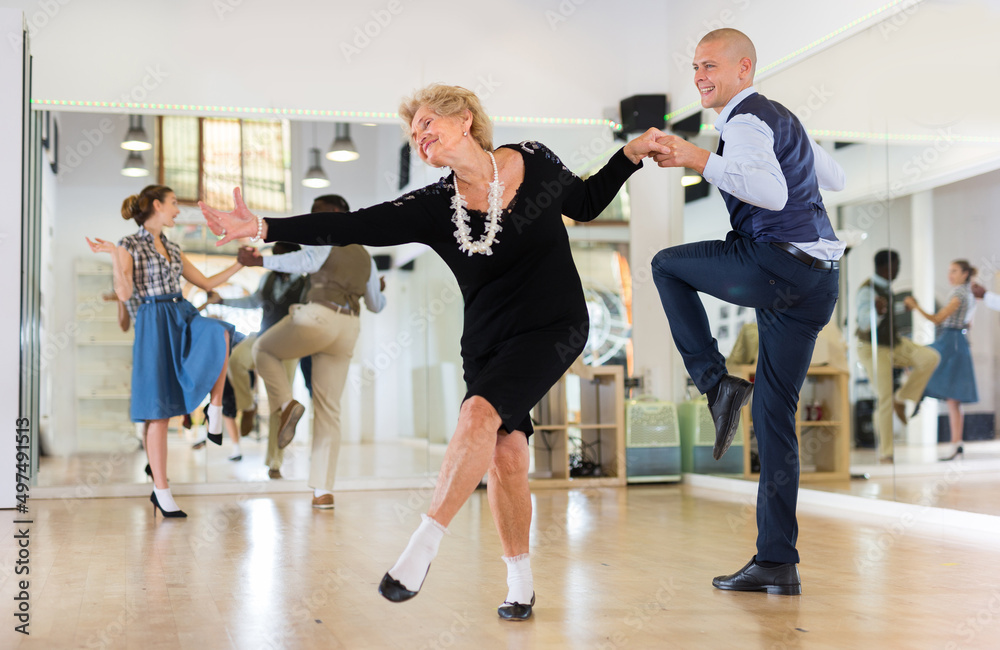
[451,151,504,256]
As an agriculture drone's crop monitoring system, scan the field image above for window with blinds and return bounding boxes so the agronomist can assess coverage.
[158,116,291,213]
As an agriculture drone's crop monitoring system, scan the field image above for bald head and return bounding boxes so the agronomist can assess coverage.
[699,28,757,71]
[693,29,757,111]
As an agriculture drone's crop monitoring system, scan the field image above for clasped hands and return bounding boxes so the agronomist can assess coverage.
[623,128,710,172]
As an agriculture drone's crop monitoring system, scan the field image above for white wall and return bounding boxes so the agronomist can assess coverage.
[662,0,901,118]
[8,0,650,122]
[5,0,911,128]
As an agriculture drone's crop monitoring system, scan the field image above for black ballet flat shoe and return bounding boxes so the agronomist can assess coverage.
[498,592,535,620]
[150,492,187,518]
[712,556,800,595]
[378,567,429,603]
[207,432,223,446]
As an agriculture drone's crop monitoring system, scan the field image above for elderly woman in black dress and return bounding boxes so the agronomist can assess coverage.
[201,84,666,619]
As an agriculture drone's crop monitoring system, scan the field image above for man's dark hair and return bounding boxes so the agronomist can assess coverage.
[272,241,301,256]
[874,249,899,269]
[312,194,350,213]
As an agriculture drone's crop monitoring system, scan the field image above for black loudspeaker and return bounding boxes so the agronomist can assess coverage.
[684,180,710,203]
[620,95,667,134]
[672,112,702,137]
[372,254,392,271]
[854,399,876,448]
[398,143,411,190]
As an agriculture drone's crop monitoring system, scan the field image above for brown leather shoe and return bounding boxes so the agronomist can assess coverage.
[239,407,256,437]
[893,401,907,425]
[267,468,282,479]
[311,493,334,509]
[276,400,305,449]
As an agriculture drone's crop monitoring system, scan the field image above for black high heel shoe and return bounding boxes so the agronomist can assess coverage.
[498,592,535,620]
[378,566,430,602]
[940,444,964,461]
[144,464,152,478]
[203,404,223,445]
[150,492,187,518]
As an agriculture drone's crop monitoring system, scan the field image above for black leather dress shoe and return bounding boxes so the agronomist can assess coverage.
[498,592,534,620]
[709,375,753,460]
[378,568,428,603]
[712,556,801,595]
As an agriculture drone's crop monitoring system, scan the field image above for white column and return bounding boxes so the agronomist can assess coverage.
[629,166,686,403]
[0,9,25,509]
[908,190,937,447]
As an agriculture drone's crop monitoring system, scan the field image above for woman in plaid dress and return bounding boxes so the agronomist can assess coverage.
[87,185,243,516]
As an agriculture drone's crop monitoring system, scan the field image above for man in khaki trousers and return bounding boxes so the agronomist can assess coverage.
[208,242,309,476]
[241,195,386,508]
[856,249,939,462]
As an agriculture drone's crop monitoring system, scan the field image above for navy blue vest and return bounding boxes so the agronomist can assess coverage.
[717,93,837,243]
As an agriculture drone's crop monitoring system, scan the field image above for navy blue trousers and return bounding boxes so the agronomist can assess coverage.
[651,232,839,564]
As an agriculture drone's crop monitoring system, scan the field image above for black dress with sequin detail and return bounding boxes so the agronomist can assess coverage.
[265,142,642,435]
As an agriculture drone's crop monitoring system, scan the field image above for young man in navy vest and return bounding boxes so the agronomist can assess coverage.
[651,28,846,594]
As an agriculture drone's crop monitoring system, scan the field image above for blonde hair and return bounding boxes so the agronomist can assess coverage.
[121,185,173,226]
[399,84,494,152]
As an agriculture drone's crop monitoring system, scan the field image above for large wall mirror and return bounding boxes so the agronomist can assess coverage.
[34,109,629,493]
[685,1,1000,516]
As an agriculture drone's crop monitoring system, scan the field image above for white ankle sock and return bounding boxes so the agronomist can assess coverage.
[388,514,448,591]
[153,487,181,513]
[207,404,223,435]
[502,553,533,604]
[314,488,333,498]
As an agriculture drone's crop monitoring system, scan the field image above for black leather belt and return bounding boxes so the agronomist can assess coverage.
[771,242,839,271]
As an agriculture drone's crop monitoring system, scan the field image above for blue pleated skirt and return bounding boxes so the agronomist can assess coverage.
[130,293,235,422]
[923,327,978,403]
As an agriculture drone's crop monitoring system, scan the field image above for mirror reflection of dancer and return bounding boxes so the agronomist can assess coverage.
[87,185,242,517]
[201,84,669,619]
[905,260,979,461]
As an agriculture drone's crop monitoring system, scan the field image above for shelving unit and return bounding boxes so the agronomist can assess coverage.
[74,259,140,453]
[530,363,626,488]
[730,363,850,482]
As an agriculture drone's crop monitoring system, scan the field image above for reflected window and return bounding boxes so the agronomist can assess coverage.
[158,116,291,213]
